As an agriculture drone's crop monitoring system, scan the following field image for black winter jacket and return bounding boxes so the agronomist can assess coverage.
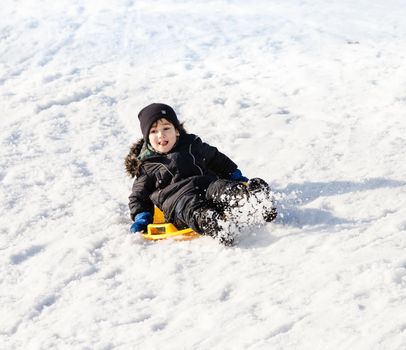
[125,133,237,221]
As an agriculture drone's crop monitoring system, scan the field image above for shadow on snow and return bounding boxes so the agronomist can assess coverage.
[272,177,406,229]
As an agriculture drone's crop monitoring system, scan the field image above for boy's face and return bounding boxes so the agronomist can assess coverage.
[148,118,180,153]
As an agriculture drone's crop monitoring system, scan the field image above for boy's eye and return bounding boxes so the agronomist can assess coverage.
[150,129,157,134]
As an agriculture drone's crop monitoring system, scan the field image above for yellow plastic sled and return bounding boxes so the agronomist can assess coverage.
[141,207,200,241]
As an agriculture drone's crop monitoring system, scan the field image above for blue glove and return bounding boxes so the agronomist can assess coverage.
[130,212,153,233]
[230,169,249,182]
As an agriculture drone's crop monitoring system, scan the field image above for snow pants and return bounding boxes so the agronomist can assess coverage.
[173,178,272,235]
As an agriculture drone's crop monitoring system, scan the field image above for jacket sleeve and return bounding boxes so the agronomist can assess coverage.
[128,170,155,221]
[199,139,238,178]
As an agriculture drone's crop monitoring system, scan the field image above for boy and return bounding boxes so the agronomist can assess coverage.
[125,103,276,245]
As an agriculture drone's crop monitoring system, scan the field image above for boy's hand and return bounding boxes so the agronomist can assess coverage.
[130,212,153,233]
[230,169,249,182]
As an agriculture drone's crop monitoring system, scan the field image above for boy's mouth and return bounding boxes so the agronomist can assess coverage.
[159,140,168,147]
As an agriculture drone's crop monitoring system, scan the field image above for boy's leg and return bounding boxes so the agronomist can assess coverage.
[171,178,276,244]
[172,194,205,230]
[172,192,234,245]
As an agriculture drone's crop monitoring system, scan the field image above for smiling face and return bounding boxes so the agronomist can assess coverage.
[148,118,180,153]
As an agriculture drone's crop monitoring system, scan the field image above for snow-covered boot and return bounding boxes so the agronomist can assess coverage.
[224,182,250,212]
[247,178,277,222]
[193,208,235,246]
[207,180,249,212]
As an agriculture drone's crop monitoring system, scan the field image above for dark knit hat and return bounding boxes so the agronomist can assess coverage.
[138,103,181,141]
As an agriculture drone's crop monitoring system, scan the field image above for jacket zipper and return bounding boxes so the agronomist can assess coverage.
[189,144,204,175]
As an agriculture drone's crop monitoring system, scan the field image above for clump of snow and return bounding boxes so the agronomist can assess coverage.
[1,0,406,349]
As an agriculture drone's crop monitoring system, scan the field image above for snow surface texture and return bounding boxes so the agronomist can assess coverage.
[1,0,406,349]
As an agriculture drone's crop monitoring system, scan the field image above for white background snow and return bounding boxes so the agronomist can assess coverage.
[1,0,406,349]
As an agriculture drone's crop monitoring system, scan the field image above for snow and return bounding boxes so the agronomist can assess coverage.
[1,0,406,349]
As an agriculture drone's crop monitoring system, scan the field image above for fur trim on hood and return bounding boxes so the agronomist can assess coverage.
[124,138,144,178]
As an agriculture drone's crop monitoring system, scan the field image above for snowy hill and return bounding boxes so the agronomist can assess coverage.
[1,0,406,349]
